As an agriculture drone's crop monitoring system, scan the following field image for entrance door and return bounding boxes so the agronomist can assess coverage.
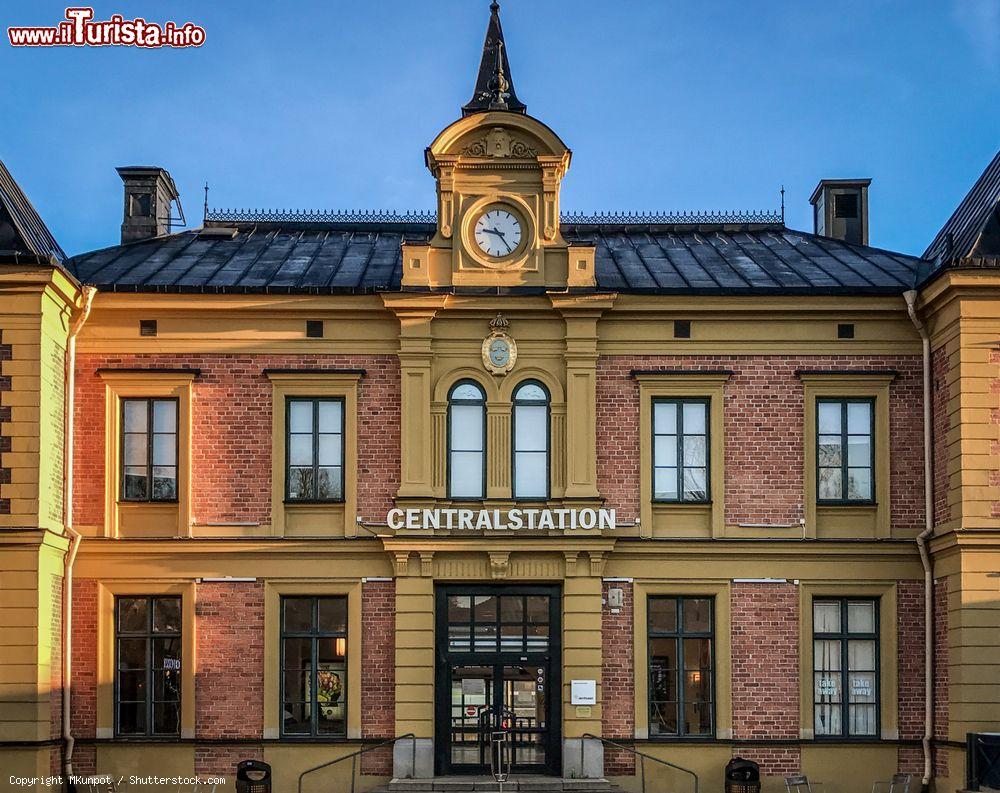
[435,585,562,776]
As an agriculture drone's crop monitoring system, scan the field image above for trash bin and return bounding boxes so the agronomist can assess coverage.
[236,760,271,793]
[725,757,761,793]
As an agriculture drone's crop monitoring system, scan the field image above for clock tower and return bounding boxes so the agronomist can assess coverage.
[401,2,595,290]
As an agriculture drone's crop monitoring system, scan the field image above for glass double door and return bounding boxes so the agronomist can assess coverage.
[435,585,562,776]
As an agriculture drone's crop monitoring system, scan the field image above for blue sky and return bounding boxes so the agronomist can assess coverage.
[2,0,998,257]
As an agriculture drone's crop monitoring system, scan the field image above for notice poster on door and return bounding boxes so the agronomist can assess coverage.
[571,679,596,705]
[462,677,486,697]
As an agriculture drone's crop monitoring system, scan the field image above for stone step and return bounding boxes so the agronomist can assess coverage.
[369,777,623,793]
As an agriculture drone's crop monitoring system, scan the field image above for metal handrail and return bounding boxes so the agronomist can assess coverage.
[297,733,415,793]
[581,733,698,793]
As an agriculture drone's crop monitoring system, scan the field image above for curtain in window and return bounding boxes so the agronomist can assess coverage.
[449,382,486,499]
[513,381,549,499]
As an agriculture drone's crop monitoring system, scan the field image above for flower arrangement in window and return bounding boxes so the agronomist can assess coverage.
[317,670,342,706]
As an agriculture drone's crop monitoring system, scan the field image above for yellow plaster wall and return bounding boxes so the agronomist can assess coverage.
[922,274,1000,787]
[393,572,436,738]
[0,536,44,742]
[0,270,75,532]
[562,574,603,738]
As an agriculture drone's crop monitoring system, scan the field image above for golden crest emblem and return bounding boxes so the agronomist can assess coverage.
[482,313,517,376]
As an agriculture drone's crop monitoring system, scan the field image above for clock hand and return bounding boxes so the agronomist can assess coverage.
[487,228,513,253]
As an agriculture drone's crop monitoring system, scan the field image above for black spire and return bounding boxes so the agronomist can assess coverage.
[462,1,527,116]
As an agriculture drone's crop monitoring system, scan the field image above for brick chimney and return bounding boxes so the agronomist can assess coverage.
[810,178,871,245]
[116,166,181,244]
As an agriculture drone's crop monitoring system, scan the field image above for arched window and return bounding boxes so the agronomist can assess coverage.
[448,380,487,499]
[512,380,550,500]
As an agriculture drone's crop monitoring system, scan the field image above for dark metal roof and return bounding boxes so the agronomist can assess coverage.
[0,159,66,263]
[924,149,1000,263]
[66,217,927,296]
[568,225,924,295]
[462,2,527,116]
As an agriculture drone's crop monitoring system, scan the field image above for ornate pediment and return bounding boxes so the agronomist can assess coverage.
[461,127,537,159]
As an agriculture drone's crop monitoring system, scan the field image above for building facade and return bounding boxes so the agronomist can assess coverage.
[2,6,1000,793]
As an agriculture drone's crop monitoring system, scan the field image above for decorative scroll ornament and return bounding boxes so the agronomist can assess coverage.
[482,312,517,376]
[461,127,537,159]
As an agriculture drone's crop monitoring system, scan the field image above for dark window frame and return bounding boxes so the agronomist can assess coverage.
[511,379,551,502]
[651,397,711,504]
[444,591,552,655]
[816,397,875,506]
[285,396,346,504]
[647,595,716,739]
[113,595,182,738]
[812,597,881,740]
[120,397,179,503]
[447,379,488,501]
[279,595,349,739]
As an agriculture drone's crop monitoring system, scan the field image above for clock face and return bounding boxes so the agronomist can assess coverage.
[488,338,511,367]
[474,208,522,258]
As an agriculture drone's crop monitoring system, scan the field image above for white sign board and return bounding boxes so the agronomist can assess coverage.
[571,679,597,706]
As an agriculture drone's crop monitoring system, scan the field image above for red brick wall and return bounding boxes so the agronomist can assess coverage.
[897,581,926,774]
[731,582,800,776]
[195,581,265,740]
[50,574,64,774]
[195,745,264,777]
[71,579,98,741]
[602,581,634,776]
[596,355,924,528]
[361,580,396,776]
[73,354,400,528]
[71,745,97,776]
[931,347,951,526]
[0,330,11,515]
[933,578,949,778]
[731,747,800,776]
[731,582,800,740]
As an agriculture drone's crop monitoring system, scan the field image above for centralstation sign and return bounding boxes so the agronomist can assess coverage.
[386,507,617,532]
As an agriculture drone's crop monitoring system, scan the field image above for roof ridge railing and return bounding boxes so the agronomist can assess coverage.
[205,208,784,225]
[206,208,437,224]
[563,209,783,224]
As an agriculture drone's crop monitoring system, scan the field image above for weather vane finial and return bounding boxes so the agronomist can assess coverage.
[489,40,510,110]
[462,0,526,115]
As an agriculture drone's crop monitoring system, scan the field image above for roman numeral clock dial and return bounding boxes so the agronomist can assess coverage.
[474,208,522,258]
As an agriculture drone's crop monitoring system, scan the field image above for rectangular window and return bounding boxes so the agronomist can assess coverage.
[652,398,709,502]
[817,398,874,503]
[115,596,181,736]
[286,398,344,502]
[281,596,348,736]
[813,598,879,737]
[648,596,714,737]
[121,398,178,502]
[446,593,550,654]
